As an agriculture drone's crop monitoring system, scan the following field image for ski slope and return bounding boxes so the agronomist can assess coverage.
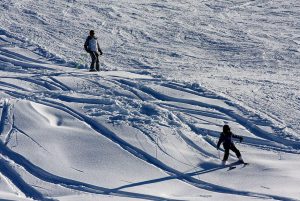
[0,0,300,200]
[0,0,299,136]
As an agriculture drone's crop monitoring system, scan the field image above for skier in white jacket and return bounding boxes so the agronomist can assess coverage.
[84,30,103,71]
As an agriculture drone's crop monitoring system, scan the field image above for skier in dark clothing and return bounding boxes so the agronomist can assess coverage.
[84,30,103,72]
[217,125,244,165]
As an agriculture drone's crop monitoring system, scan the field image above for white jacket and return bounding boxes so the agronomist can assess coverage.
[89,37,98,52]
[84,36,102,53]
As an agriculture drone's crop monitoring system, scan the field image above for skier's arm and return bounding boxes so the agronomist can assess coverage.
[84,37,90,52]
[97,42,103,55]
[216,134,224,149]
[232,134,243,142]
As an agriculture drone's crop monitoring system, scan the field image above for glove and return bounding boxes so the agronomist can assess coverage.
[239,137,243,142]
[217,146,219,150]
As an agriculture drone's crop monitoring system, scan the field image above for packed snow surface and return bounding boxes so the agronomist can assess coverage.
[1,0,299,136]
[0,0,300,201]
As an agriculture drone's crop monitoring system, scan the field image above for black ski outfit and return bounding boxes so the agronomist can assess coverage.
[84,30,103,71]
[217,125,243,162]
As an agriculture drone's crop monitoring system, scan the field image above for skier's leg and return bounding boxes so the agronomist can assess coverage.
[95,52,100,71]
[230,143,243,161]
[223,147,230,162]
[90,52,96,70]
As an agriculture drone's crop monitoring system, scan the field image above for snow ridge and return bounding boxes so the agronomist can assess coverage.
[0,6,300,201]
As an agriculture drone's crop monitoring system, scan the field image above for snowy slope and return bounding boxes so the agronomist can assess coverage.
[1,31,300,201]
[0,0,300,201]
[0,0,299,137]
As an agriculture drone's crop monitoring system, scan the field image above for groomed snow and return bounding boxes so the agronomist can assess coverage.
[0,1,300,201]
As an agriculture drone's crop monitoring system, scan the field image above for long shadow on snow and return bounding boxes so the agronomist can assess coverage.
[0,48,48,64]
[3,86,297,200]
[177,130,218,159]
[158,102,233,122]
[0,102,10,135]
[0,142,181,201]
[109,161,240,191]
[35,99,297,201]
[16,77,64,91]
[0,54,54,71]
[0,158,53,201]
[0,81,31,92]
[115,80,300,153]
[108,161,297,201]
[140,84,300,150]
[0,97,182,201]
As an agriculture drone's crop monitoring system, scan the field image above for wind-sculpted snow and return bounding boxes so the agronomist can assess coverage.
[0,33,300,200]
[0,0,299,137]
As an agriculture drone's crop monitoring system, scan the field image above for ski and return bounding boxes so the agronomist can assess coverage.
[228,166,237,171]
[227,162,249,171]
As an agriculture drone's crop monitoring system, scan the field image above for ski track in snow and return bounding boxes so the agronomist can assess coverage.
[0,0,299,136]
[0,31,300,201]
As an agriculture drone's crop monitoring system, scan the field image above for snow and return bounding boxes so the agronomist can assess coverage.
[0,0,300,200]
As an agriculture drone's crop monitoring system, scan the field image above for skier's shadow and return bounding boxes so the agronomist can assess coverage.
[107,160,295,201]
[109,161,239,192]
[185,161,242,176]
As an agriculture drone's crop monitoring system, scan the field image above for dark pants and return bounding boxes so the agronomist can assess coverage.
[89,52,100,71]
[223,143,241,161]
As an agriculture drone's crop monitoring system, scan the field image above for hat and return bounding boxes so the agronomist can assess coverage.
[223,125,230,133]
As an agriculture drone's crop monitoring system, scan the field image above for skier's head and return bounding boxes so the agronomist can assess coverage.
[89,30,95,36]
[223,125,230,133]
